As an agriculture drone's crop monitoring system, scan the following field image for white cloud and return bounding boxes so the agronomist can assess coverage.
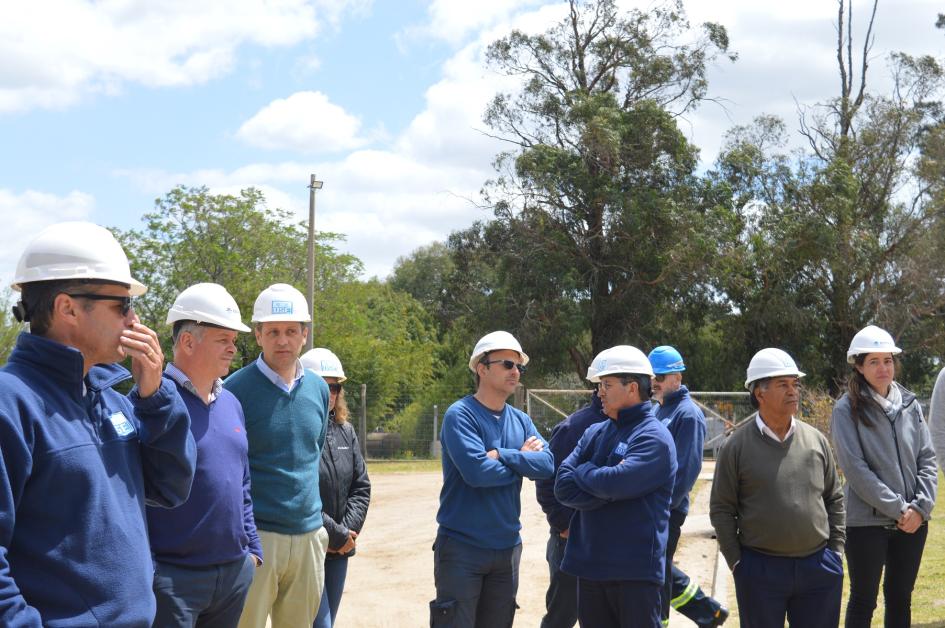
[237,91,369,154]
[0,0,366,114]
[0,189,96,287]
[403,0,548,45]
[117,0,945,279]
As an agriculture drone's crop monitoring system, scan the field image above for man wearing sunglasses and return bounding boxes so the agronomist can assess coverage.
[0,221,197,627]
[431,331,554,628]
[648,346,728,627]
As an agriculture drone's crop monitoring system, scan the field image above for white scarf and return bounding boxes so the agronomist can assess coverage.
[870,380,903,416]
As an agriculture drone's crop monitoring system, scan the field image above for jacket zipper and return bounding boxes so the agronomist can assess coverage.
[887,410,910,502]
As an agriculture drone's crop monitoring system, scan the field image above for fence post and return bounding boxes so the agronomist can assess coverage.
[359,383,367,458]
[514,384,525,410]
[430,404,441,458]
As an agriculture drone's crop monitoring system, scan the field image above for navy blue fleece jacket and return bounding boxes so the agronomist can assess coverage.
[655,386,705,514]
[535,393,608,533]
[0,332,196,627]
[437,395,554,549]
[556,401,676,583]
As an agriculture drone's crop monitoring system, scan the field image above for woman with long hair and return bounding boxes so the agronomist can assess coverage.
[301,348,371,628]
[830,325,937,628]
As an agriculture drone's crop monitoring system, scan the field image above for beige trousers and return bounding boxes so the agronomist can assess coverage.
[238,527,329,628]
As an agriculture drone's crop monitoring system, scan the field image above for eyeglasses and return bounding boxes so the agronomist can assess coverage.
[653,374,668,382]
[65,293,134,317]
[328,383,343,394]
[482,359,527,374]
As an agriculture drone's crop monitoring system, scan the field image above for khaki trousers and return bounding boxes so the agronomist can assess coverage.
[238,527,329,628]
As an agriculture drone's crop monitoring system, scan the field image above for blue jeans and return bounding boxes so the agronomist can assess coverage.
[430,533,521,628]
[577,577,661,628]
[313,557,348,628]
[733,546,843,628]
[152,554,255,628]
[541,532,577,628]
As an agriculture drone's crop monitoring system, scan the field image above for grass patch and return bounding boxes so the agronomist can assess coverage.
[365,458,442,474]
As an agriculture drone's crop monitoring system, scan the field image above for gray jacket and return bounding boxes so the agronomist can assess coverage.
[831,387,937,527]
[928,367,945,471]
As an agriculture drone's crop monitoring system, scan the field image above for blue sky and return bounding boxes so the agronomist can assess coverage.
[1,0,943,280]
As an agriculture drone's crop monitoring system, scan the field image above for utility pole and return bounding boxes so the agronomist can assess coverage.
[306,174,323,351]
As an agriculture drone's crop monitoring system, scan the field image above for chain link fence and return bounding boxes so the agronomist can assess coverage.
[347,384,765,461]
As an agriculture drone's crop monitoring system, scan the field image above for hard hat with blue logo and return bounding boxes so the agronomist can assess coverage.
[301,347,347,382]
[251,283,311,323]
[648,345,686,375]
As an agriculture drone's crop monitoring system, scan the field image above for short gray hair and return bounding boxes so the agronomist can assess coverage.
[749,379,770,409]
[173,320,205,346]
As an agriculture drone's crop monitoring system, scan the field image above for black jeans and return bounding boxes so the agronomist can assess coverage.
[845,523,928,628]
[541,532,577,628]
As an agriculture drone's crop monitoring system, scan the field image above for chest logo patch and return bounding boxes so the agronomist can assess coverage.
[109,412,136,438]
[614,442,628,456]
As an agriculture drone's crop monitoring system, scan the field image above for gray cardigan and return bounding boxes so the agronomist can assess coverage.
[831,387,937,527]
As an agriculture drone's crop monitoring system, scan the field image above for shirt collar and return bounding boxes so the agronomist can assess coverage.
[255,354,304,392]
[165,362,223,404]
[755,414,796,442]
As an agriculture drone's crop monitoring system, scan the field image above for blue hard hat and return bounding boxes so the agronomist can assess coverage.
[648,345,686,374]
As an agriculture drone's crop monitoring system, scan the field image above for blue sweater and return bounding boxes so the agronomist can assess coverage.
[535,393,608,533]
[556,401,677,583]
[147,377,262,565]
[437,395,554,549]
[655,386,706,514]
[0,332,196,627]
[224,363,329,534]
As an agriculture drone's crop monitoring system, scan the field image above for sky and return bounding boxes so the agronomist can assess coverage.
[1,0,943,281]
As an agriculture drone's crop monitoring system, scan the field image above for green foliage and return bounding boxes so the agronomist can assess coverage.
[114,185,361,364]
[113,186,444,430]
[709,51,945,392]
[0,290,25,365]
[442,0,739,381]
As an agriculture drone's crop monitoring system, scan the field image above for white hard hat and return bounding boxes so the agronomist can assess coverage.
[745,348,805,389]
[300,347,347,383]
[588,345,654,382]
[166,283,250,332]
[847,325,902,363]
[468,331,529,372]
[12,221,146,295]
[252,283,311,323]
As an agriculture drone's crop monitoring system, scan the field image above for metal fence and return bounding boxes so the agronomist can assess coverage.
[348,384,758,461]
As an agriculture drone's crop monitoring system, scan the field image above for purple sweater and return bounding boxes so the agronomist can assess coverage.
[147,376,262,565]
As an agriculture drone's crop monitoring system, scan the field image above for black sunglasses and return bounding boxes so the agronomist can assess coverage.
[482,359,527,374]
[328,383,343,394]
[653,374,668,382]
[65,293,134,317]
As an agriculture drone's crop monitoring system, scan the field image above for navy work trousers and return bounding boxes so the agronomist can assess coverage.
[540,531,578,628]
[152,553,255,628]
[733,546,842,628]
[577,577,661,628]
[844,523,928,628]
[663,509,724,626]
[430,533,521,628]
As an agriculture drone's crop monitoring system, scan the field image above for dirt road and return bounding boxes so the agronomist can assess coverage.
[333,470,727,627]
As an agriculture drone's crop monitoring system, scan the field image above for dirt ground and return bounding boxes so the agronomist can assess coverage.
[333,468,728,628]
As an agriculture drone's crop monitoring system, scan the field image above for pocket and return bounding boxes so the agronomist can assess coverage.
[819,547,844,576]
[429,599,456,626]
